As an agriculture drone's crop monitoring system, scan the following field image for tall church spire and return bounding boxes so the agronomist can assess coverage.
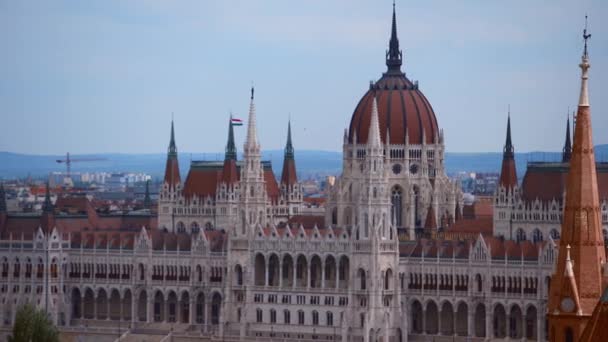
[499,112,517,189]
[562,115,572,163]
[245,87,259,152]
[284,120,294,160]
[225,117,237,161]
[163,119,181,188]
[367,95,382,148]
[168,119,177,157]
[548,21,607,341]
[281,120,297,186]
[385,1,403,74]
[222,117,239,185]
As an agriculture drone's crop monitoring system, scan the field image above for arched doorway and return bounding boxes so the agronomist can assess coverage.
[254,254,266,286]
[137,291,147,322]
[509,305,523,339]
[440,301,454,335]
[211,293,222,325]
[154,291,165,322]
[455,302,468,336]
[425,301,438,334]
[282,255,294,287]
[493,304,507,338]
[71,288,82,319]
[525,306,537,340]
[268,254,280,286]
[474,303,486,337]
[410,300,423,334]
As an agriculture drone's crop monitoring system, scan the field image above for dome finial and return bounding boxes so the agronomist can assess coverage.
[385,1,403,73]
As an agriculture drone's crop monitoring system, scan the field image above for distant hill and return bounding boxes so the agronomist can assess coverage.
[2,145,607,180]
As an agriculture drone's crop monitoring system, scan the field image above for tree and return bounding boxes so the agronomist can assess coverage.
[8,304,59,342]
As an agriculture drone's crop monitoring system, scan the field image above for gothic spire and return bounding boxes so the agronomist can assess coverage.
[499,111,517,189]
[562,115,572,163]
[42,181,53,213]
[579,15,591,107]
[168,118,177,157]
[504,111,514,158]
[367,95,382,148]
[281,120,298,186]
[163,118,181,187]
[385,1,403,73]
[225,117,237,161]
[0,183,6,212]
[548,20,606,339]
[245,87,259,152]
[284,120,294,160]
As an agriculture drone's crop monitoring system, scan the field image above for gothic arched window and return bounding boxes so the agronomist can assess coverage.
[532,229,543,243]
[516,229,526,242]
[391,186,403,227]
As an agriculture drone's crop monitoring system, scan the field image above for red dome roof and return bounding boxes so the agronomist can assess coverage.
[348,74,439,145]
[348,4,439,145]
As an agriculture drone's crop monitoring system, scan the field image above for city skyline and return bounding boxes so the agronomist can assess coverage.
[1,0,607,155]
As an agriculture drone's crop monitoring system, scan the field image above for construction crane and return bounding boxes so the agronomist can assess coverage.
[55,152,106,180]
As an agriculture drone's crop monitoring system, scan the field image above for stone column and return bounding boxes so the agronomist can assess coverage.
[467,308,475,338]
[537,310,543,342]
[81,295,85,320]
[321,262,326,289]
[147,294,153,323]
[486,310,492,341]
[307,264,311,289]
[422,309,426,335]
[131,296,137,324]
[293,264,297,288]
[107,298,111,320]
[279,259,283,288]
[265,262,269,286]
[189,299,195,325]
[438,307,442,335]
[93,295,98,320]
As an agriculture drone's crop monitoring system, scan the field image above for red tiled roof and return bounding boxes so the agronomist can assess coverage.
[183,168,221,199]
[349,73,438,145]
[521,163,608,202]
[264,169,280,203]
[447,217,493,235]
[164,156,181,187]
[281,158,297,186]
[499,157,517,189]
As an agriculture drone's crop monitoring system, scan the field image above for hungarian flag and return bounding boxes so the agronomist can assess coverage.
[231,118,243,126]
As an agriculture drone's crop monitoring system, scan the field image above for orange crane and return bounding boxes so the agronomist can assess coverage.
[55,152,106,179]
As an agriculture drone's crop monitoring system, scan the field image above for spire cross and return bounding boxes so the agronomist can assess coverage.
[583,15,591,57]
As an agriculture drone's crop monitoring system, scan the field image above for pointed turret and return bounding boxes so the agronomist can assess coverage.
[222,119,239,184]
[548,21,607,341]
[143,180,152,209]
[562,116,572,163]
[385,1,403,74]
[244,87,259,153]
[281,120,297,186]
[163,119,181,188]
[498,113,517,189]
[367,96,382,148]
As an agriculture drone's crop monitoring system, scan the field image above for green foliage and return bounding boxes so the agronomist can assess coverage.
[8,304,59,342]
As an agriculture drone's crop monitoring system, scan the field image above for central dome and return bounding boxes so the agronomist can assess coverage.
[348,6,439,145]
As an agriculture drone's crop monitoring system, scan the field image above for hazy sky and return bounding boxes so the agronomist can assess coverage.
[1,0,607,155]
